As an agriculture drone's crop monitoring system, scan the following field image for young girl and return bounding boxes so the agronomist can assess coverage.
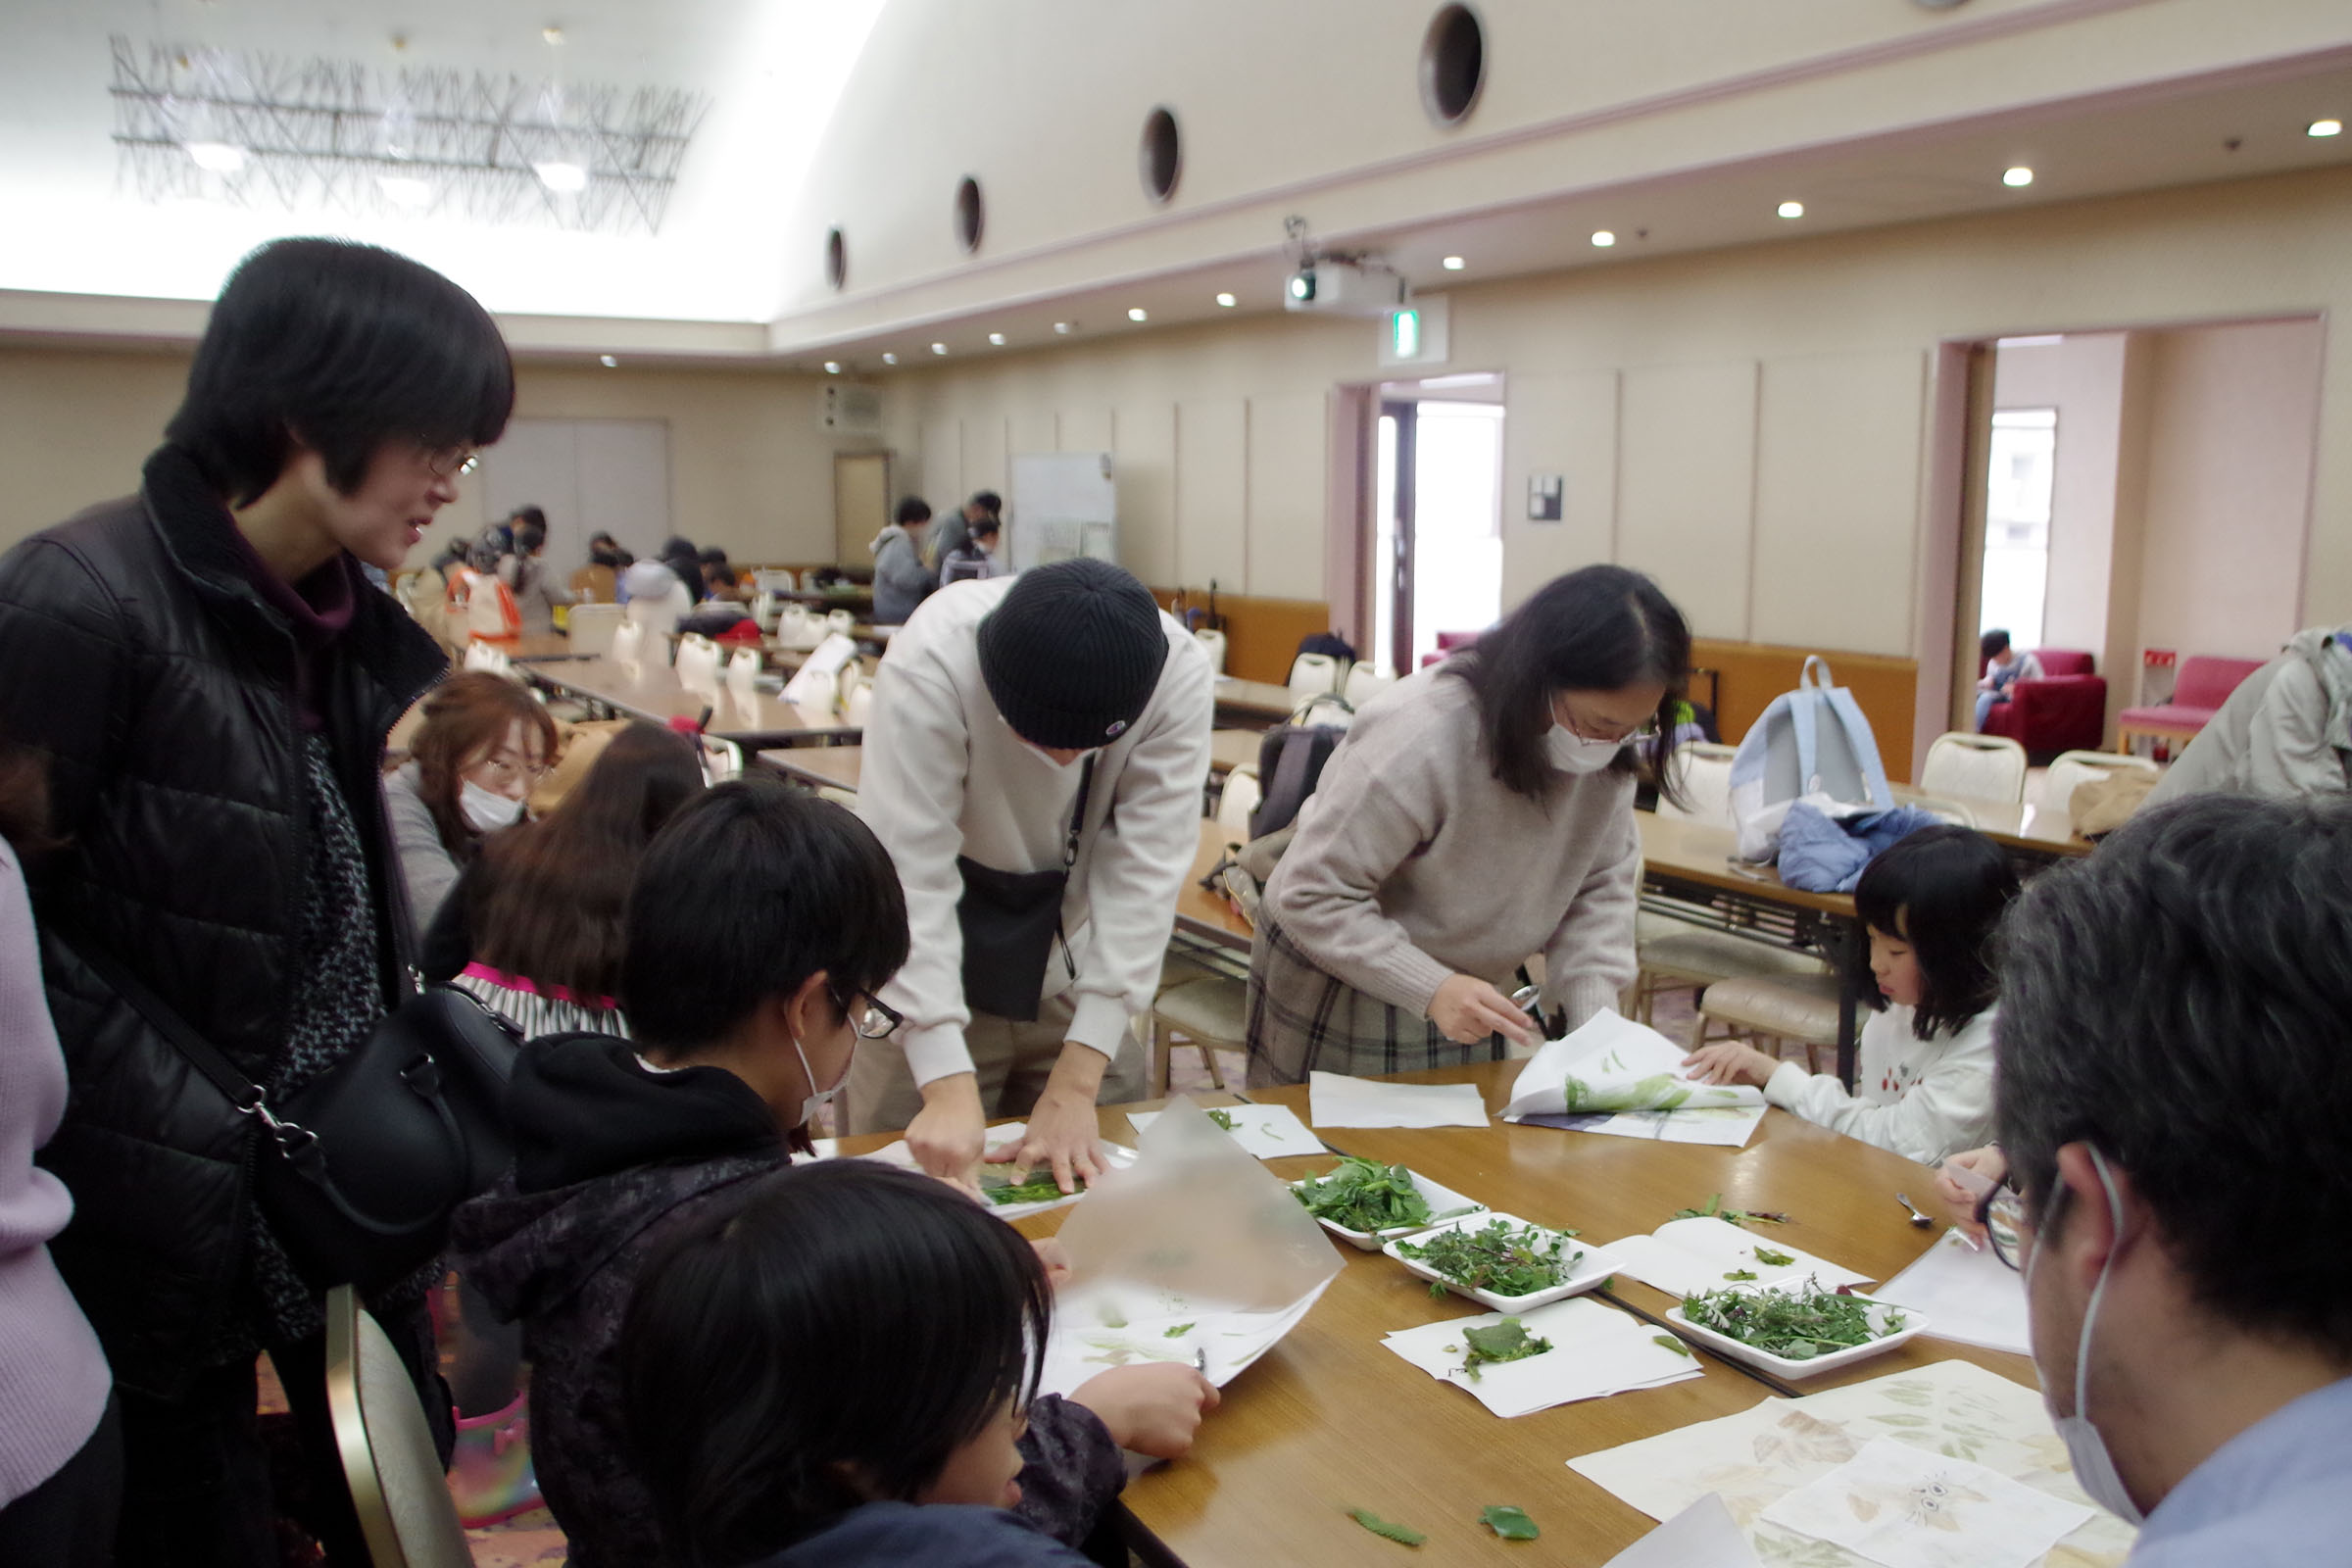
[1684,824,2019,1165]
[620,1160,1131,1568]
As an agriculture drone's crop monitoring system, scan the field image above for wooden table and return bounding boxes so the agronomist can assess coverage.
[518,657,860,747]
[1211,677,1295,727]
[832,1063,2028,1566]
[756,743,865,793]
[1207,729,1262,778]
[1888,783,2089,860]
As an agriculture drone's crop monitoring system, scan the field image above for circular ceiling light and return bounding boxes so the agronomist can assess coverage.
[2002,166,2034,187]
[1777,200,1805,219]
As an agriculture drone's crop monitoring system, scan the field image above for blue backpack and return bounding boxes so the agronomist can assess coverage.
[1726,656,1894,861]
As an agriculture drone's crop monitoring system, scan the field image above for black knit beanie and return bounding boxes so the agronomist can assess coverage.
[977,560,1169,749]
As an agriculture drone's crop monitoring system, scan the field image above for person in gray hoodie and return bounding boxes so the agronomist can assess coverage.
[2146,626,2352,807]
[871,496,937,625]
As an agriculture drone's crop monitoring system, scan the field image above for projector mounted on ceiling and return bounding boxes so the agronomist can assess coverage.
[1282,215,1407,316]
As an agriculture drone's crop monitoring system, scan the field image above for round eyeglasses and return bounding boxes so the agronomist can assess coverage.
[422,446,481,479]
[1974,1183,2029,1271]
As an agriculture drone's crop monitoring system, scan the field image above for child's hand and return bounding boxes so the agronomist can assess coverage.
[1067,1363,1221,1460]
[1681,1042,1779,1088]
[1030,1237,1073,1290]
[1934,1145,2008,1240]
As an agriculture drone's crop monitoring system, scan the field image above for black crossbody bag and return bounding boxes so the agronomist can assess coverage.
[69,938,521,1296]
[956,755,1096,1022]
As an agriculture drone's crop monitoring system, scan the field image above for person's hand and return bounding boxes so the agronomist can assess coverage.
[987,1046,1110,1195]
[906,1074,987,1196]
[1681,1041,1780,1088]
[1031,1237,1074,1290]
[1066,1364,1221,1460]
[1427,974,1537,1050]
[1934,1145,2008,1239]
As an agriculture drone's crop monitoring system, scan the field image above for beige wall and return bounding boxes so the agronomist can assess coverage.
[0,351,840,565]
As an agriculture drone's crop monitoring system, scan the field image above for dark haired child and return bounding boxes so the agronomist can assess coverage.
[453,779,1212,1568]
[1684,824,2020,1164]
[622,1160,1127,1568]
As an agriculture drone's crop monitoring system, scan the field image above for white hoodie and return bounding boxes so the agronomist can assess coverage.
[857,577,1214,1086]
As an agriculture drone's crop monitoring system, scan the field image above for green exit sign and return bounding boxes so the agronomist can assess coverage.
[1391,308,1421,359]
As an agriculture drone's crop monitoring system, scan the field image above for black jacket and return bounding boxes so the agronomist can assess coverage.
[0,445,449,1396]
[453,1034,1126,1568]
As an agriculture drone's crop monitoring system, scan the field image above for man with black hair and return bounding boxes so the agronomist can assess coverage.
[1987,794,2352,1561]
[847,561,1213,1194]
[0,236,512,1565]
[930,489,1002,571]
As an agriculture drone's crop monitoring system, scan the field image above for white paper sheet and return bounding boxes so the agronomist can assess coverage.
[1381,1297,1703,1417]
[1875,1229,2033,1355]
[1600,1494,1762,1568]
[1514,1103,1768,1148]
[1127,1102,1326,1158]
[1758,1437,2093,1568]
[1307,1071,1489,1129]
[1503,1008,1764,1119]
[780,631,858,705]
[1602,1216,1875,1298]
[1040,1275,1335,1393]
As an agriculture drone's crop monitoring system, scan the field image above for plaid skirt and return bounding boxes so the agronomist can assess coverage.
[1245,915,1506,1088]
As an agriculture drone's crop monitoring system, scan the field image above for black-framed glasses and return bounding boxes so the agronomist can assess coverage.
[422,445,480,479]
[833,989,903,1040]
[1975,1183,2029,1271]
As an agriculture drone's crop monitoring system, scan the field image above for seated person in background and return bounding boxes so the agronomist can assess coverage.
[383,671,557,933]
[623,1161,1185,1568]
[453,779,1212,1568]
[871,496,938,624]
[421,720,705,1035]
[499,517,575,635]
[1685,825,2016,1165]
[2144,625,2352,807]
[1983,794,2352,1560]
[659,535,704,596]
[700,546,750,603]
[1975,628,2043,729]
[941,513,1009,584]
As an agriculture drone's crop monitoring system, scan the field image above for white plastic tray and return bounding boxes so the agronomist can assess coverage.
[1383,1209,1620,1312]
[1289,1167,1488,1251]
[1664,1291,1927,1379]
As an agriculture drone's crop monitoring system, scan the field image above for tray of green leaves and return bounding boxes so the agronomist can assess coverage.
[1666,1281,1925,1377]
[1384,1210,1618,1311]
[980,1168,1083,1206]
[1290,1156,1488,1250]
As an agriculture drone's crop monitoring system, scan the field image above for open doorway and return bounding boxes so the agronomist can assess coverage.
[1370,373,1505,675]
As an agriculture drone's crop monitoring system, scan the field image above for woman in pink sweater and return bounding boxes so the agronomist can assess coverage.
[0,752,117,1565]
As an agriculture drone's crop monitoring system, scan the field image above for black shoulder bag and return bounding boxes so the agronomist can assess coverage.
[71,939,520,1296]
[955,755,1096,1022]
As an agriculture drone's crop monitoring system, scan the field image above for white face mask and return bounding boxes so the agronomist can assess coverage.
[790,1032,849,1130]
[460,778,525,833]
[1544,723,1625,774]
[2025,1148,2144,1525]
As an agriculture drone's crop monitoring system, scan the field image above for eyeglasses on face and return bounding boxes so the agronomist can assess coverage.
[1975,1183,2030,1271]
[1551,697,1659,746]
[831,989,904,1040]
[421,445,481,479]
[473,751,551,787]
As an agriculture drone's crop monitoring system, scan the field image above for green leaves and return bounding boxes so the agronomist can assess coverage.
[1680,1282,1904,1360]
[1348,1508,1426,1545]
[980,1169,1080,1206]
[1652,1333,1693,1357]
[1723,1268,1759,1282]
[1673,1193,1789,1229]
[1294,1155,1436,1233]
[1396,1219,1580,1298]
[1164,1322,1195,1338]
[1457,1317,1553,1381]
[1206,1107,1239,1132]
[1752,1246,1795,1267]
[1480,1505,1541,1542]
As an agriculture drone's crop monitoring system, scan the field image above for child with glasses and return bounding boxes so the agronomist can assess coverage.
[1684,825,2020,1165]
[452,778,1214,1568]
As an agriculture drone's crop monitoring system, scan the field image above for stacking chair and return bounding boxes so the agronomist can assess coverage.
[324,1285,474,1568]
[565,602,622,658]
[1286,653,1343,709]
[2039,749,2158,822]
[1216,768,1261,837]
[610,617,647,671]
[1194,627,1228,674]
[1920,732,2028,805]
[1690,971,1846,1076]
[1654,742,1738,826]
[674,634,723,698]
[1150,975,1243,1095]
[1343,662,1396,708]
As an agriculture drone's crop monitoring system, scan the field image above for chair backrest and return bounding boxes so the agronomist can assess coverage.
[675,634,722,697]
[1655,741,1739,826]
[625,582,690,641]
[2173,655,2267,710]
[754,568,799,594]
[1216,767,1261,835]
[750,590,777,631]
[1919,731,2029,804]
[726,646,762,694]
[844,676,875,725]
[2039,749,2160,816]
[2031,648,2096,678]
[1286,653,1343,707]
[610,617,646,670]
[700,736,744,784]
[776,604,821,650]
[1343,662,1396,708]
[826,608,858,636]
[324,1286,475,1568]
[564,602,623,658]
[1194,627,1228,674]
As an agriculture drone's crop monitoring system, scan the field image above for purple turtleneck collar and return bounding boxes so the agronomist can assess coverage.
[220,519,362,731]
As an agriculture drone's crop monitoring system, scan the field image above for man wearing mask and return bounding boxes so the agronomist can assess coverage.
[930,489,1000,569]
[847,560,1213,1194]
[1983,793,2352,1562]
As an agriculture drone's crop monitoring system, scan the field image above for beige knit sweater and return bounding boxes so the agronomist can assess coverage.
[1262,667,1639,1029]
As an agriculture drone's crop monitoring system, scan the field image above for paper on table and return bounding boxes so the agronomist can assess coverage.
[1307,1071,1489,1129]
[1759,1437,2093,1568]
[1040,1274,1335,1393]
[1604,1216,1874,1298]
[1566,1359,2136,1567]
[780,631,858,705]
[1503,1008,1763,1119]
[1514,1103,1768,1149]
[1382,1297,1702,1417]
[1875,1229,2032,1355]
[1127,1102,1326,1158]
[1599,1494,1761,1568]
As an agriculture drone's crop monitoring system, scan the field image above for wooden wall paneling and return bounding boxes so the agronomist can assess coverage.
[1691,638,1918,782]
[1113,403,1177,586]
[1175,399,1248,592]
[1153,591,1334,685]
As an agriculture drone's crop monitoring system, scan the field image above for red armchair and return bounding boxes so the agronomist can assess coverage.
[2116,655,2266,754]
[1419,629,1484,668]
[1981,648,2107,756]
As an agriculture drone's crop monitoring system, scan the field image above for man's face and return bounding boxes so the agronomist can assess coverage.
[303,439,468,571]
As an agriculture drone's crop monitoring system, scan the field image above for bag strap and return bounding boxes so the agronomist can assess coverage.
[1801,655,1836,693]
[65,934,273,1124]
[1063,753,1098,871]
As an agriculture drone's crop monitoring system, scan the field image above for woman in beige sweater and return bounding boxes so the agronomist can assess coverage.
[1247,566,1690,1085]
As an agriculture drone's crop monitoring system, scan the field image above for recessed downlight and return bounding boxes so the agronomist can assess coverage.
[823,361,841,373]
[1441,255,1466,270]
[1777,200,1805,219]
[988,331,1006,346]
[1127,307,1148,322]
[2311,118,2345,137]
[1215,292,1237,308]
[1054,321,1073,334]
[1590,230,1616,247]
[930,342,948,355]
[2002,166,2034,187]
[598,354,617,368]
[881,352,899,365]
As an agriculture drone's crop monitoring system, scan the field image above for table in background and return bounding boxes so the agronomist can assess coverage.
[1887,783,2090,861]
[519,657,859,747]
[1207,729,1262,778]
[1211,677,1294,727]
[756,744,865,794]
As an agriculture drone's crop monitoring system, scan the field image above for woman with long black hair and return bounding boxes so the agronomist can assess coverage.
[1247,565,1690,1085]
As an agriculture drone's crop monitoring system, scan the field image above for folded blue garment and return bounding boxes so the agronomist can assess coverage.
[1778,802,1944,892]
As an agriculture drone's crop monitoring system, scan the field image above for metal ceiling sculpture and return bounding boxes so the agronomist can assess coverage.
[109,35,708,235]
